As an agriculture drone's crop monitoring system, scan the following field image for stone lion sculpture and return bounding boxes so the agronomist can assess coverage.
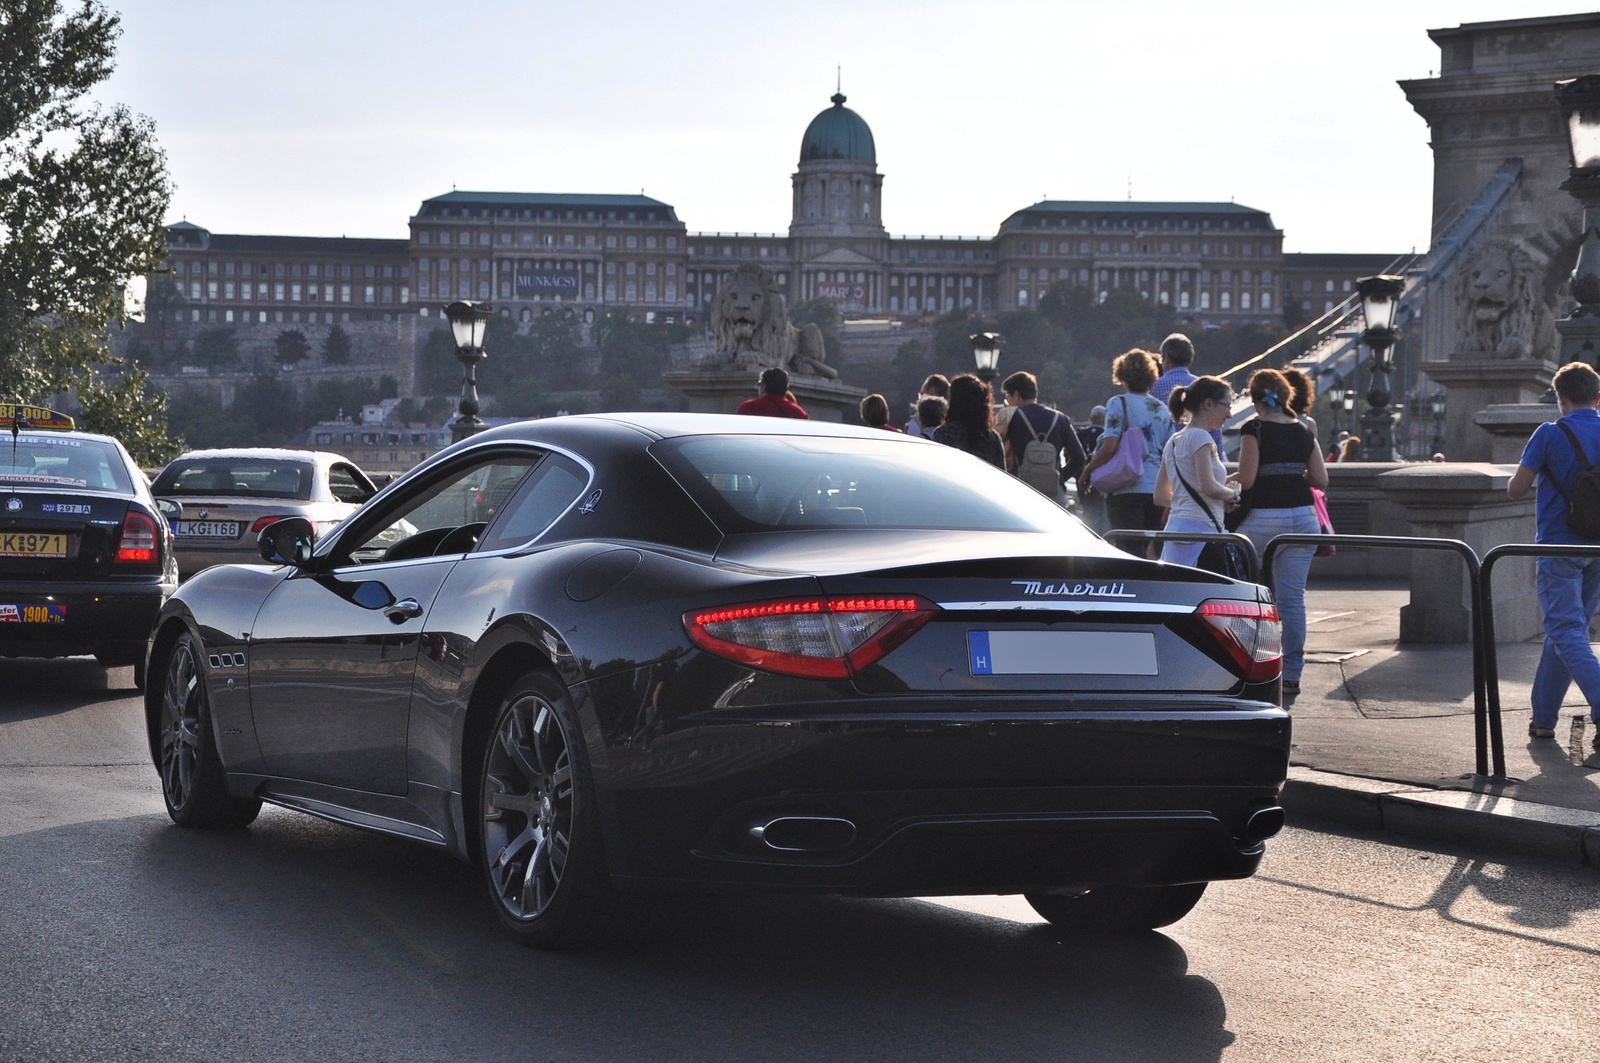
[1455,241,1558,359]
[710,263,837,378]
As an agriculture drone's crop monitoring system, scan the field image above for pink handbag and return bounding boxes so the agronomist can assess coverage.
[1311,487,1335,557]
[1090,395,1146,494]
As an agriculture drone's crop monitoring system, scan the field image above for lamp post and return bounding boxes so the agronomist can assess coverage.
[970,331,1004,386]
[444,300,492,443]
[1328,385,1346,435]
[1355,274,1405,461]
[1431,393,1446,455]
[1555,75,1600,362]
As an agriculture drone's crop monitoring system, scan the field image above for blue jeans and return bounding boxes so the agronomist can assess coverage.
[1532,556,1600,728]
[1160,515,1215,568]
[1239,506,1320,684]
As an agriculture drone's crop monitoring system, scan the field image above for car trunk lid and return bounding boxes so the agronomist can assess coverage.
[0,490,131,579]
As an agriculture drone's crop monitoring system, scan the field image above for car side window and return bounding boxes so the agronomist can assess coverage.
[335,454,539,565]
[476,454,588,552]
[328,463,375,504]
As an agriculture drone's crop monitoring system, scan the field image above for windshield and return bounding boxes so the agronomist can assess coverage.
[653,434,1087,535]
[152,458,315,500]
[0,434,132,493]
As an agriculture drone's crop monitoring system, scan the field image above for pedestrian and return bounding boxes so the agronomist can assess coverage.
[1233,368,1327,697]
[1000,370,1086,502]
[859,393,901,431]
[1153,376,1240,568]
[736,367,809,419]
[1328,430,1351,463]
[1082,348,1175,531]
[1282,367,1320,441]
[916,395,947,434]
[1151,333,1222,448]
[1338,436,1362,462]
[1506,360,1600,751]
[1078,405,1105,456]
[904,374,951,437]
[931,373,1005,468]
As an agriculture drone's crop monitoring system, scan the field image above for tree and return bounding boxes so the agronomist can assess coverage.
[789,296,842,362]
[274,328,310,365]
[0,0,177,464]
[189,326,237,367]
[321,324,353,364]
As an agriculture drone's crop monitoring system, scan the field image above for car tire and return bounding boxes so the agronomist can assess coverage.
[476,669,618,949]
[1024,883,1207,933]
[156,631,261,829]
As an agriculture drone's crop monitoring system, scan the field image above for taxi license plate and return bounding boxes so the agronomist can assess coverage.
[0,532,69,558]
[174,520,240,539]
[0,603,67,624]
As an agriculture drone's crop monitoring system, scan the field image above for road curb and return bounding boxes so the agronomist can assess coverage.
[1282,766,1600,867]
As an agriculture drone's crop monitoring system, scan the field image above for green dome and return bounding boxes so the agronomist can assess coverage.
[800,93,876,165]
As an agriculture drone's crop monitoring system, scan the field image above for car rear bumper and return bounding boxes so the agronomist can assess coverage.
[174,544,255,577]
[0,579,170,657]
[585,696,1291,894]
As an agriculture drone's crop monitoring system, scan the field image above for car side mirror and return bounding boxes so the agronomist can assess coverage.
[258,516,316,566]
[154,498,180,524]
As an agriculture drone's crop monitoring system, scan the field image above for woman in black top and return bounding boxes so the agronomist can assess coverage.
[932,374,1005,469]
[1234,369,1329,697]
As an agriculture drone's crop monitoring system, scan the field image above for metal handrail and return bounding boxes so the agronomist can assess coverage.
[1480,543,1600,757]
[1104,529,1261,585]
[1261,533,1501,778]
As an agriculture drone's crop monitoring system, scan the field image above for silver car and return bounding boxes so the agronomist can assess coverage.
[151,449,377,578]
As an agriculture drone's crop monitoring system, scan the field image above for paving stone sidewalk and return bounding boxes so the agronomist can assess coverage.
[1283,580,1600,865]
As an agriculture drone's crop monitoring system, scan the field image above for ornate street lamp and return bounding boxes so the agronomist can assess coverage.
[1356,274,1405,461]
[1555,75,1600,360]
[1327,385,1346,434]
[1431,393,1447,454]
[970,331,1004,386]
[444,300,493,442]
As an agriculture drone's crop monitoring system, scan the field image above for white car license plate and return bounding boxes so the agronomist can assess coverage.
[968,630,1158,676]
[174,520,240,539]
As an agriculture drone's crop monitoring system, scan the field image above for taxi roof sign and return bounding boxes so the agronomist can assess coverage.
[1,404,75,431]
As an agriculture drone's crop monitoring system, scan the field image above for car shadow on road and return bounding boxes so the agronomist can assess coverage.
[0,809,1236,1063]
[0,656,132,725]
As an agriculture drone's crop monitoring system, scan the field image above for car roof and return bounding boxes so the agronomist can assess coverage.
[168,448,344,465]
[474,412,934,444]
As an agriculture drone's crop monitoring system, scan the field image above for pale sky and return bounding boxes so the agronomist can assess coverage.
[100,1,1598,254]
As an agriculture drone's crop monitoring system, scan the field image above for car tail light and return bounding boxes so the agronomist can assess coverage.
[250,516,283,534]
[684,596,938,679]
[1195,599,1282,682]
[115,511,158,565]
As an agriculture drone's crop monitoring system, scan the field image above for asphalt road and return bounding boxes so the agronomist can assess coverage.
[3,657,1598,1063]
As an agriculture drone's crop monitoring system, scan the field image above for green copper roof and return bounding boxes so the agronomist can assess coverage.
[800,93,876,165]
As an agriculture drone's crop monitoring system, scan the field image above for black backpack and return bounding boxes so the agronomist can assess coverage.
[1548,423,1600,540]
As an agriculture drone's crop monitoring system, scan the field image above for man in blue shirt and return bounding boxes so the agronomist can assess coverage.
[1508,361,1600,749]
[1150,333,1223,448]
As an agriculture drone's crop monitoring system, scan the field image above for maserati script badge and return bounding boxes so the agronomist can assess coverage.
[1012,580,1135,598]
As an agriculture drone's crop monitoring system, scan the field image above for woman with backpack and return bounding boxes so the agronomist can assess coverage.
[1081,349,1175,531]
[1233,369,1328,697]
[1153,376,1240,568]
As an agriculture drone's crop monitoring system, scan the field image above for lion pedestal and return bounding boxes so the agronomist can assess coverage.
[1422,357,1558,462]
[662,366,867,422]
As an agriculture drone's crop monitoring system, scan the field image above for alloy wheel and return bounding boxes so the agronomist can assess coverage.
[160,639,203,812]
[483,695,574,921]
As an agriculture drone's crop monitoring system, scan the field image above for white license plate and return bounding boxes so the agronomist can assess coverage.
[968,630,1158,676]
[174,520,240,539]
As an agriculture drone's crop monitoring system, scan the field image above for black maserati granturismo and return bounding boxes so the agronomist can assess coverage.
[146,413,1290,948]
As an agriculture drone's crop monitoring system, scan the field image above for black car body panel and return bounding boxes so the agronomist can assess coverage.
[151,413,1291,899]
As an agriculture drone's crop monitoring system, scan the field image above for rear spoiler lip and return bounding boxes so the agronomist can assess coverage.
[935,600,1196,614]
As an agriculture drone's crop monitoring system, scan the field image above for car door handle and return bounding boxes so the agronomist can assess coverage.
[384,598,423,623]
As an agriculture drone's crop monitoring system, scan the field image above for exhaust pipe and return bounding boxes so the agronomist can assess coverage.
[748,816,857,853]
[1244,806,1286,843]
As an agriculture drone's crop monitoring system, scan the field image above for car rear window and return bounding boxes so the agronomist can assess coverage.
[0,434,132,493]
[152,458,314,500]
[652,434,1085,535]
